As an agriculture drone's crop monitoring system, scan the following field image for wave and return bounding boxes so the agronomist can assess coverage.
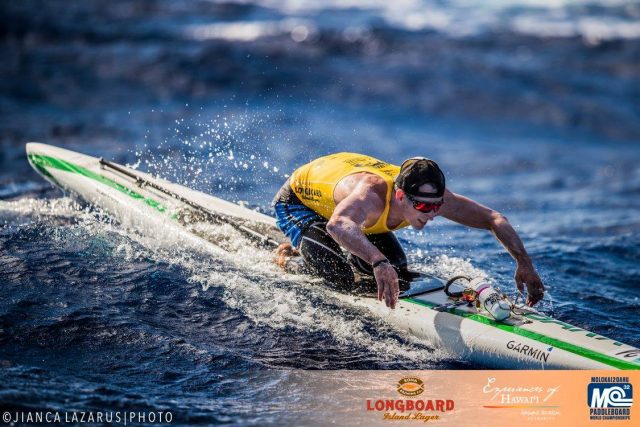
[0,196,474,369]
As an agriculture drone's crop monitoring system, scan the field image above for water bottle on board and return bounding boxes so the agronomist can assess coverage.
[469,278,511,321]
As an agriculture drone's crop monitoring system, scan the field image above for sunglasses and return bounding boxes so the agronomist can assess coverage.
[406,193,443,213]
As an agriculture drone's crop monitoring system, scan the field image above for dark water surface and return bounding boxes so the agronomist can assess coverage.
[1,0,639,424]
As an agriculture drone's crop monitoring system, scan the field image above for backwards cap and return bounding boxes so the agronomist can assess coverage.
[395,157,446,198]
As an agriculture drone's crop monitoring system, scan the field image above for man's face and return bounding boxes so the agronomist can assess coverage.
[397,183,443,230]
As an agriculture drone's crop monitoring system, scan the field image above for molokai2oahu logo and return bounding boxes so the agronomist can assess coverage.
[588,376,633,421]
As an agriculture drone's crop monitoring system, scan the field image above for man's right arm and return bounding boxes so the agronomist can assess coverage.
[325,179,400,309]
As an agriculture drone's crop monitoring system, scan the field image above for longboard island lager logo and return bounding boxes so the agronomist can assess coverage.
[588,376,633,421]
[397,377,424,397]
[365,376,454,422]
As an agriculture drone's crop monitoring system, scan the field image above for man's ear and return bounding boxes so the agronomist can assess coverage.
[395,188,404,201]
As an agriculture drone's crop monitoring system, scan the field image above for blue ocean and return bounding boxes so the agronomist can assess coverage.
[1,0,639,424]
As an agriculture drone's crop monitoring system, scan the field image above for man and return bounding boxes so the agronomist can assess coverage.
[272,153,544,310]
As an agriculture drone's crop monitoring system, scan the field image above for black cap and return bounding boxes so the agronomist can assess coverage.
[395,157,446,198]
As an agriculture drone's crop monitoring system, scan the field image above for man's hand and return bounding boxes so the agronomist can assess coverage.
[514,262,545,306]
[374,262,400,309]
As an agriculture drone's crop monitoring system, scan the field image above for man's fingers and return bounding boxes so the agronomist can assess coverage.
[392,279,399,309]
[376,266,400,309]
[527,293,541,307]
[385,286,392,308]
[386,277,399,309]
[526,283,545,306]
[526,294,534,306]
[382,284,397,309]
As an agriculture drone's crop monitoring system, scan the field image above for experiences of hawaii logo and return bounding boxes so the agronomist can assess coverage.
[588,376,633,421]
[366,377,454,422]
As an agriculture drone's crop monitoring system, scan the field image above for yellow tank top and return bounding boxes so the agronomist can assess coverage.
[289,152,409,234]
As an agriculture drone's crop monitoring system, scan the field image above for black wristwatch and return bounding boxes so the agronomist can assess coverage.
[372,258,390,269]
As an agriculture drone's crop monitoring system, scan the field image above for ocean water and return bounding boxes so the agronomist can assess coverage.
[1,0,639,424]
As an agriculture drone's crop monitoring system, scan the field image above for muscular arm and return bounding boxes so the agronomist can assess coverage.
[439,190,545,306]
[326,180,387,265]
[326,176,400,308]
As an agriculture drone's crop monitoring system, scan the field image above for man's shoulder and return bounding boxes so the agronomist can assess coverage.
[359,172,389,190]
[349,172,390,205]
[334,172,388,205]
[345,171,388,189]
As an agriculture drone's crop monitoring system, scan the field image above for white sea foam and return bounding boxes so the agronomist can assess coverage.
[3,196,476,365]
[185,19,316,42]
[0,197,82,227]
[228,0,640,41]
[512,14,640,42]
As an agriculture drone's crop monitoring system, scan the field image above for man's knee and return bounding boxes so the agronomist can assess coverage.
[348,253,407,276]
[298,224,355,287]
[348,232,407,276]
[369,233,407,268]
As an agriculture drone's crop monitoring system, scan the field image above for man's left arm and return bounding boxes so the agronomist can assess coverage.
[439,190,545,306]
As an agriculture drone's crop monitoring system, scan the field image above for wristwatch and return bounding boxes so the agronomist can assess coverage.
[372,259,390,269]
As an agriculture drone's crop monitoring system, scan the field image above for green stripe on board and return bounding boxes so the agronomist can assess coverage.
[28,153,168,214]
[405,298,640,370]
